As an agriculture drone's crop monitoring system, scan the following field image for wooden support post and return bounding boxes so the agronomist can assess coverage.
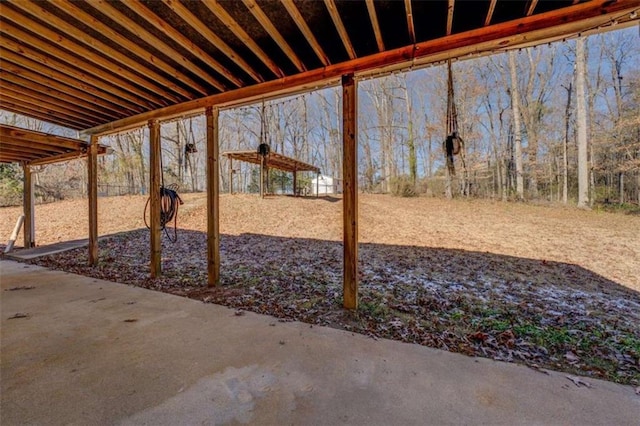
[88,135,98,265]
[293,169,297,196]
[342,74,358,310]
[228,157,233,195]
[206,107,221,287]
[22,163,35,248]
[149,119,162,278]
[316,172,320,197]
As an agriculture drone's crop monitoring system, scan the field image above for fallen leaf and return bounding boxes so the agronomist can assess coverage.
[7,313,29,319]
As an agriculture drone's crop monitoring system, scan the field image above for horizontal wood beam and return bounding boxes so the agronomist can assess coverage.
[0,48,143,114]
[48,0,207,97]
[0,65,128,117]
[281,0,331,66]
[241,0,306,72]
[1,101,87,130]
[1,124,90,150]
[0,16,166,108]
[84,0,639,136]
[86,0,226,92]
[0,76,117,122]
[27,147,107,167]
[9,0,187,102]
[122,0,242,88]
[162,0,264,83]
[202,0,284,78]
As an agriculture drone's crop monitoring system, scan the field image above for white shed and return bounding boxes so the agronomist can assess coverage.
[312,175,342,195]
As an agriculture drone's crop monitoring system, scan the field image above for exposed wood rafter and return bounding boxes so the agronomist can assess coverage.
[365,0,385,52]
[241,0,307,72]
[9,0,191,101]
[201,1,284,78]
[280,0,331,66]
[404,0,416,44]
[122,0,242,88]
[324,0,357,60]
[447,0,455,35]
[485,0,497,26]
[162,0,264,83]
[527,0,539,16]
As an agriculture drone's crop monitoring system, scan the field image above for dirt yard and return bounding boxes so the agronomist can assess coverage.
[2,194,639,385]
[2,193,638,289]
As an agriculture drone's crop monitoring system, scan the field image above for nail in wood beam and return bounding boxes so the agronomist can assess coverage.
[88,135,98,265]
[206,107,221,287]
[149,120,162,278]
[22,163,35,248]
[342,74,358,310]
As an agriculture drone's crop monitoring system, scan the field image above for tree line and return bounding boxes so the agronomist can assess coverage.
[1,27,638,208]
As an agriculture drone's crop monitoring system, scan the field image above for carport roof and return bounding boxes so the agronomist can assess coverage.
[0,1,638,135]
[0,124,108,165]
[223,150,320,173]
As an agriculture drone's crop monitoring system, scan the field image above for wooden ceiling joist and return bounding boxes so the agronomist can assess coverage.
[365,0,385,52]
[0,86,99,127]
[48,0,208,97]
[0,77,117,122]
[280,0,331,66]
[201,0,284,78]
[161,0,264,83]
[404,0,416,44]
[0,48,143,114]
[9,0,189,102]
[0,101,86,130]
[485,0,498,26]
[85,0,226,93]
[241,0,306,72]
[447,0,455,36]
[0,124,109,165]
[324,0,357,60]
[82,0,640,136]
[0,64,128,118]
[527,0,540,16]
[122,0,242,88]
[0,34,152,111]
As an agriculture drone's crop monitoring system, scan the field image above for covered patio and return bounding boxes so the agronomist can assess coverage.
[1,0,638,309]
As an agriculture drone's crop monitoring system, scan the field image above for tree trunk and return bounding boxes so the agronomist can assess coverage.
[576,37,589,208]
[562,83,572,204]
[508,51,524,200]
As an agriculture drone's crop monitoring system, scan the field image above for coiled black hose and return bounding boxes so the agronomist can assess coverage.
[144,183,183,242]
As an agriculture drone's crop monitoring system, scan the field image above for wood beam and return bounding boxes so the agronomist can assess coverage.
[280,0,331,66]
[85,0,640,136]
[9,0,188,102]
[0,126,85,150]
[0,86,99,127]
[447,0,455,35]
[324,0,357,60]
[48,0,207,97]
[241,0,306,72]
[0,19,165,108]
[342,74,358,310]
[1,152,33,162]
[0,64,129,117]
[365,0,385,51]
[161,0,264,83]
[0,48,143,114]
[0,93,95,128]
[0,143,62,157]
[149,120,162,278]
[201,1,284,78]
[88,135,98,266]
[0,101,87,130]
[485,0,498,26]
[86,0,226,92]
[527,0,540,16]
[0,77,117,122]
[404,0,416,44]
[122,0,242,88]
[206,107,220,287]
[22,163,35,248]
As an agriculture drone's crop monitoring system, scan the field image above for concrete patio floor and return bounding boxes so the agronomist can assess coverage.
[1,259,638,425]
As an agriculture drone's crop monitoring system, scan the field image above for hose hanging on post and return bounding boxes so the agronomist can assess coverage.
[144,134,183,243]
[444,59,463,176]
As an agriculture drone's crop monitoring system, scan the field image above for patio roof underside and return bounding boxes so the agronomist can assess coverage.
[223,150,320,173]
[0,124,108,165]
[0,0,638,136]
